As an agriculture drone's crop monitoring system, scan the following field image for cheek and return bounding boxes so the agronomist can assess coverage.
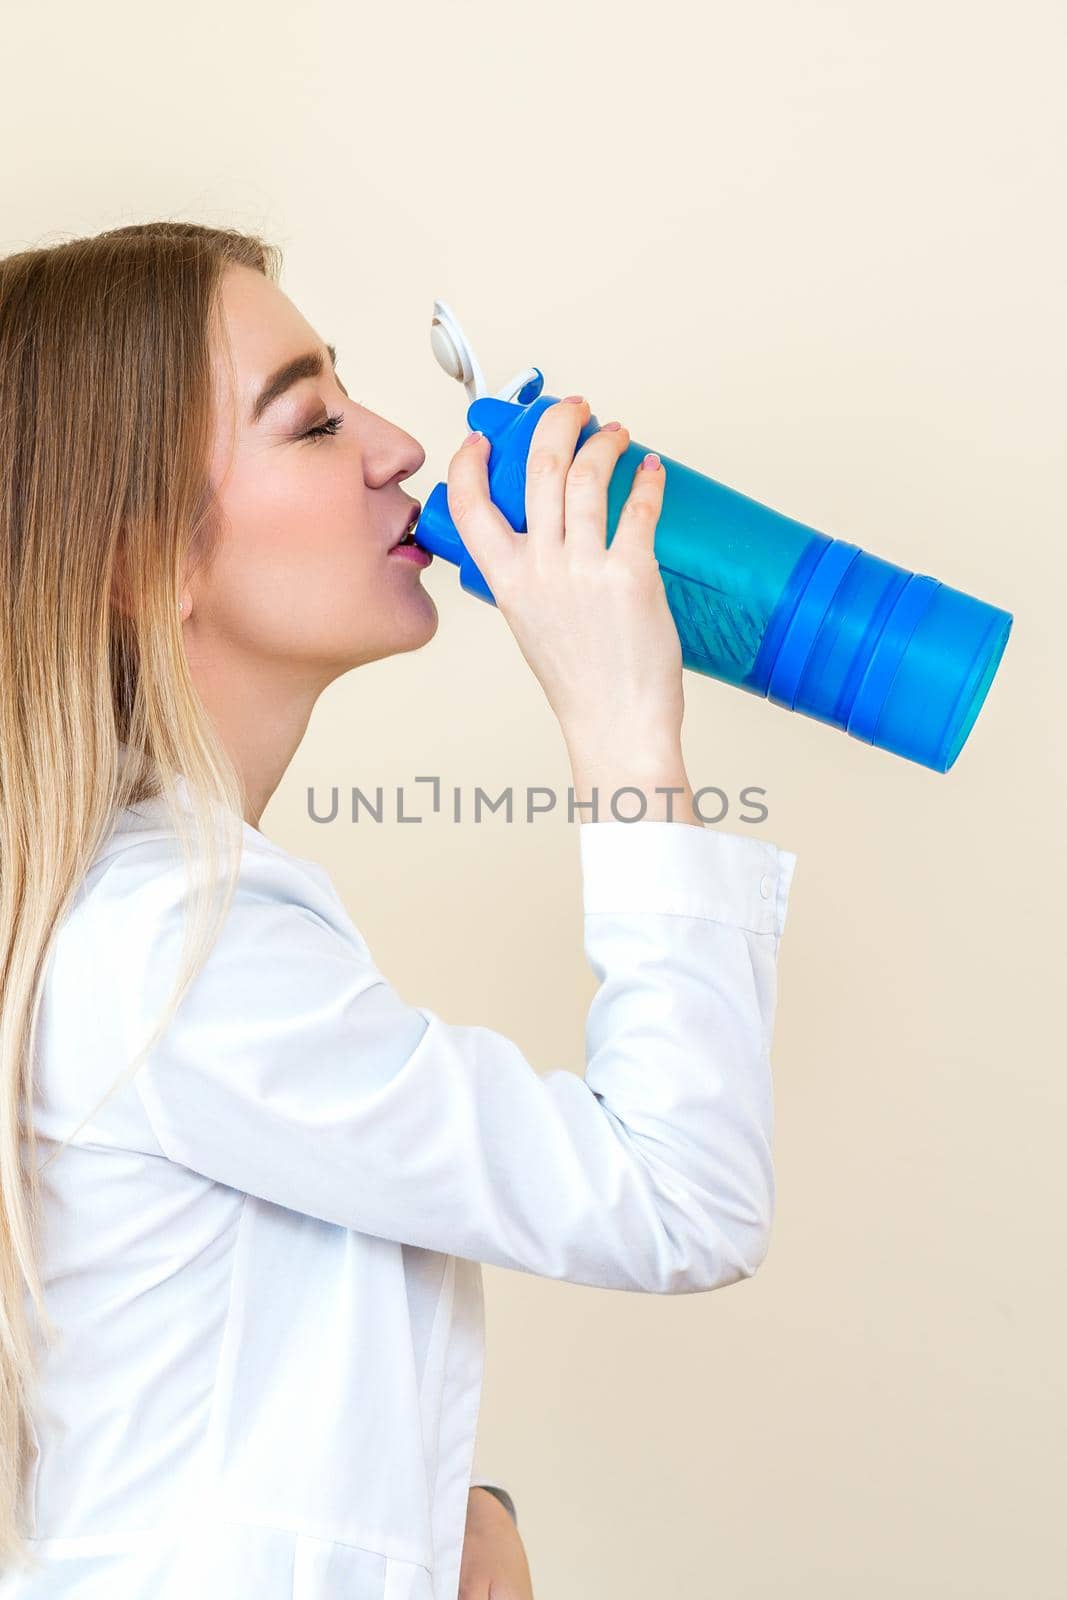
[214,459,379,623]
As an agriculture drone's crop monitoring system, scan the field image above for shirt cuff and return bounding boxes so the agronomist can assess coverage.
[579,819,797,939]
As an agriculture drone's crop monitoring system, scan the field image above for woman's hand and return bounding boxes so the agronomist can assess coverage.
[446,398,684,762]
[459,1486,535,1599]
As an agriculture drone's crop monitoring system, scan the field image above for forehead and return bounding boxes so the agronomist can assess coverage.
[212,264,320,426]
[208,265,324,486]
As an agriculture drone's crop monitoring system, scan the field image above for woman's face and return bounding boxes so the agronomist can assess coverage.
[194,263,437,684]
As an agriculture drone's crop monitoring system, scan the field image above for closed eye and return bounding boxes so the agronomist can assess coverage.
[302,411,345,443]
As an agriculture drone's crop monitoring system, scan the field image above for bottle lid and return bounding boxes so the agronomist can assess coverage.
[414,392,600,602]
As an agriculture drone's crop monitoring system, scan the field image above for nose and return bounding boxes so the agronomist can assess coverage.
[360,408,426,485]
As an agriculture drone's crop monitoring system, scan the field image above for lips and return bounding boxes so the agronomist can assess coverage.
[390,501,423,550]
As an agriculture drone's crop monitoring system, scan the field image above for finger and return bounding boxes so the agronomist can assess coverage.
[446,431,522,596]
[607,452,666,564]
[562,422,633,557]
[522,396,590,552]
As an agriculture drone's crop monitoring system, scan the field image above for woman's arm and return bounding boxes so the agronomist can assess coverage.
[110,817,796,1293]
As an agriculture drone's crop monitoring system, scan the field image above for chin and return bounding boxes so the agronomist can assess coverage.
[351,596,440,667]
[393,592,439,653]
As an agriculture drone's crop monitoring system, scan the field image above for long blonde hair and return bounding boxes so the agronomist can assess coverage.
[0,220,283,1569]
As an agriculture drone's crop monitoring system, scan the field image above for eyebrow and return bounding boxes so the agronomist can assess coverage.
[250,341,338,425]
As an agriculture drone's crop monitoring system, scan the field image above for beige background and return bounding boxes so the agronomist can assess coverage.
[5,1,1065,1593]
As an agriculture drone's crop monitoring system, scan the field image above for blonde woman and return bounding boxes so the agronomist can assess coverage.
[0,222,798,1599]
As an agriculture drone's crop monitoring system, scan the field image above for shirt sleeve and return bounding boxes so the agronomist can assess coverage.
[125,819,798,1294]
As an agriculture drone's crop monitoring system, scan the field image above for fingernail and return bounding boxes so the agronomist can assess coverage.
[561,394,584,404]
[466,430,484,444]
[600,421,622,432]
[640,453,661,471]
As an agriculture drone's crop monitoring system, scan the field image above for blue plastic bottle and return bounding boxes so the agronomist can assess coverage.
[415,311,1013,775]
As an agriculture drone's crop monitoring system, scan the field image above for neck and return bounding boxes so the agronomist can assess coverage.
[183,637,330,829]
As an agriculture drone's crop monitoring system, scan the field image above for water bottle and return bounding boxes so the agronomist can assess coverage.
[414,300,1013,774]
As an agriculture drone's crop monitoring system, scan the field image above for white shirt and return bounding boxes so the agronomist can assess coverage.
[4,787,797,1600]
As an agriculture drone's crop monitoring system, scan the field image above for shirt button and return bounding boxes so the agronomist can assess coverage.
[759,874,772,900]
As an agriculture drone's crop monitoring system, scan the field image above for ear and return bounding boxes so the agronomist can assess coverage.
[109,541,184,622]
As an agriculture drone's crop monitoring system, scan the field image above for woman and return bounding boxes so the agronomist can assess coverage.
[0,222,797,1599]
